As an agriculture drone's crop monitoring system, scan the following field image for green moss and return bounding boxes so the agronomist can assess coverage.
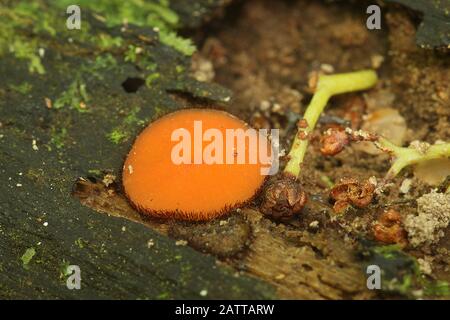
[54,79,89,112]
[21,247,36,269]
[0,1,74,74]
[59,259,71,280]
[75,238,86,249]
[158,30,195,56]
[124,45,159,74]
[156,292,171,299]
[9,82,33,95]
[146,73,161,86]
[424,281,450,297]
[87,169,103,176]
[108,129,129,144]
[175,65,185,73]
[98,33,124,50]
[88,54,118,78]
[0,0,193,89]
[108,106,146,144]
[124,45,140,63]
[50,127,68,150]
[11,40,45,74]
[372,244,407,260]
[51,54,117,112]
[124,107,145,126]
[145,1,179,25]
[56,0,196,56]
[13,2,57,36]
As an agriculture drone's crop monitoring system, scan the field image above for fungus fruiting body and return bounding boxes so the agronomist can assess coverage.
[123,108,270,221]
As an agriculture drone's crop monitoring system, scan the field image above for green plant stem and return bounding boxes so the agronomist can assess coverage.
[376,138,450,180]
[284,70,378,177]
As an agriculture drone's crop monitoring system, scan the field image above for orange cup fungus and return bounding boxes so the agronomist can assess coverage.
[123,108,271,221]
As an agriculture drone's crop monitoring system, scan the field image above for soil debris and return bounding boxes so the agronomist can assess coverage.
[404,191,450,247]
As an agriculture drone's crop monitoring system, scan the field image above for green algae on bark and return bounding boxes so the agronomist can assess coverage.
[0,0,271,299]
[55,0,197,55]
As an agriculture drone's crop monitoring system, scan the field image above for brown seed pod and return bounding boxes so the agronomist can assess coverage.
[297,118,309,129]
[320,128,350,156]
[373,209,408,246]
[330,178,375,213]
[260,173,307,220]
[297,130,309,140]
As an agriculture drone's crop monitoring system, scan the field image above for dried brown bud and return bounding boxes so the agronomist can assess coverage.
[260,174,307,220]
[320,128,349,156]
[297,130,309,140]
[373,209,408,246]
[297,118,309,129]
[330,178,375,213]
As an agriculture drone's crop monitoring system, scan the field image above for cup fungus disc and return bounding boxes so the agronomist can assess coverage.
[123,108,271,221]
